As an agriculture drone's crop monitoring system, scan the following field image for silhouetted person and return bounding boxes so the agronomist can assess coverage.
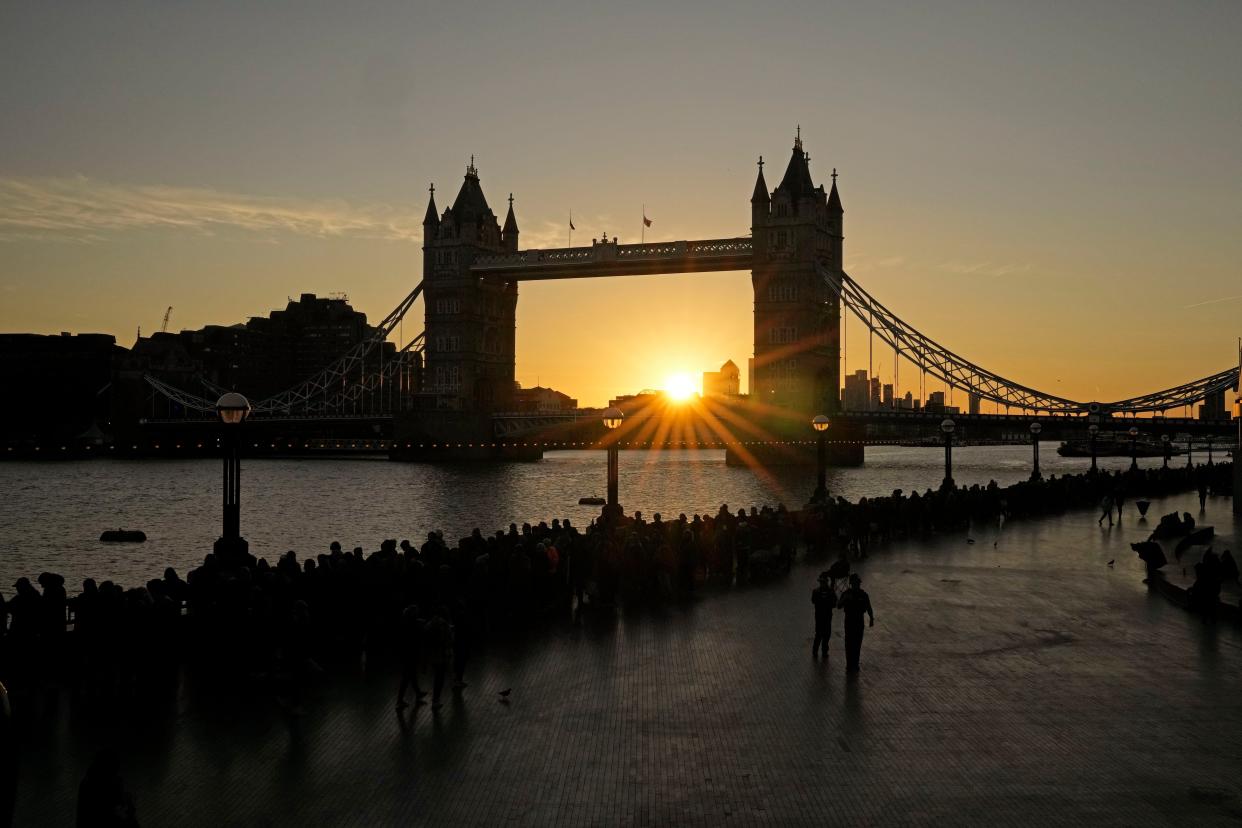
[1198,479,1208,511]
[1220,549,1238,583]
[451,600,471,690]
[7,579,41,642]
[811,572,836,659]
[1098,494,1114,527]
[837,573,875,673]
[396,604,427,709]
[425,605,454,710]
[77,749,137,827]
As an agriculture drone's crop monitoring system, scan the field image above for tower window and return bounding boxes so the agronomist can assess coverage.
[769,327,798,345]
[768,283,798,302]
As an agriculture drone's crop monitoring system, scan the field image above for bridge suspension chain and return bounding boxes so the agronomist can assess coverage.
[823,264,1083,413]
[820,264,1238,415]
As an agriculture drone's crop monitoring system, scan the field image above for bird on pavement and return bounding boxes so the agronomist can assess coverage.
[1107,559,1115,566]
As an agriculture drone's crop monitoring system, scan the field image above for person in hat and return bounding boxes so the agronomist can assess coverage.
[837,573,875,673]
[811,571,836,658]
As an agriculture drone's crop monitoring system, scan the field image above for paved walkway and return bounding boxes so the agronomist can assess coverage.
[13,492,1242,826]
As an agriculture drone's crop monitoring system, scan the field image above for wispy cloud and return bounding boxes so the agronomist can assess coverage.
[938,259,1032,277]
[0,176,423,243]
[1184,294,1242,309]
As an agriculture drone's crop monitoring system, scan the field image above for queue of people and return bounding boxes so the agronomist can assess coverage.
[0,461,1231,698]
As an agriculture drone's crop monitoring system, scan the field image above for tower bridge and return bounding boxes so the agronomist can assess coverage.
[143,130,1240,467]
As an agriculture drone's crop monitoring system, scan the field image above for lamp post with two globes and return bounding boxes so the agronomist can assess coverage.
[1087,423,1099,473]
[1161,433,1171,469]
[1128,426,1139,472]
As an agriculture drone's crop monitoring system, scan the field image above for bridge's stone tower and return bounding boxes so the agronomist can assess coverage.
[421,161,519,412]
[750,131,843,415]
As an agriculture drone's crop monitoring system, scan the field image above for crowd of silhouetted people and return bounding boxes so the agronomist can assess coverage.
[0,461,1233,698]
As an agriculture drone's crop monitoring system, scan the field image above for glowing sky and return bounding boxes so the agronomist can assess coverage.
[2,1,1239,407]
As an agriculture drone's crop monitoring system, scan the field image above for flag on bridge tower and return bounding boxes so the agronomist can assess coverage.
[568,212,575,247]
[642,205,652,242]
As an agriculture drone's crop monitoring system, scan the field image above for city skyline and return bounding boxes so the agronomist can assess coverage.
[2,1,1240,408]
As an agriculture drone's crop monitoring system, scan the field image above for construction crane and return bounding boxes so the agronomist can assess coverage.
[160,306,173,333]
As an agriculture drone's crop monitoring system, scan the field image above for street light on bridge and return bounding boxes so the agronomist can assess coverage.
[1087,423,1099,474]
[940,418,956,490]
[1127,426,1139,472]
[215,392,251,564]
[1161,433,1171,469]
[602,407,624,519]
[811,414,830,503]
[1207,435,1214,466]
[1029,421,1043,481]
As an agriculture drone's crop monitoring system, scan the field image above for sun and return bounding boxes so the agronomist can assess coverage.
[663,372,698,402]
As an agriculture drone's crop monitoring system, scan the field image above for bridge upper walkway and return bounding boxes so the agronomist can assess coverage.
[471,237,753,280]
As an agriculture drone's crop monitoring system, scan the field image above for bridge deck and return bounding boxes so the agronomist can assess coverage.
[471,237,753,280]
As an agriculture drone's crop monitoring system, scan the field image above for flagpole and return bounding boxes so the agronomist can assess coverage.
[641,204,645,244]
[568,211,572,248]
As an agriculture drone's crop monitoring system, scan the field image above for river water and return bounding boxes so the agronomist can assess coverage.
[0,444,1175,590]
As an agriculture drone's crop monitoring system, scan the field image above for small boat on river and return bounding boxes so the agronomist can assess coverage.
[578,496,606,506]
[100,529,146,543]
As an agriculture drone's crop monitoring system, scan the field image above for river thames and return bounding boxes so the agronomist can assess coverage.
[0,443,1178,590]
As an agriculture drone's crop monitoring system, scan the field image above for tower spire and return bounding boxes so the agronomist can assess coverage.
[795,124,802,151]
[751,155,770,205]
[423,182,440,228]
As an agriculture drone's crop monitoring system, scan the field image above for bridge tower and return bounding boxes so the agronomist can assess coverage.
[420,160,519,413]
[749,130,843,416]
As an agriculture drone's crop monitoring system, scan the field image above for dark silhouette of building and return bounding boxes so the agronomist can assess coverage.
[133,293,405,401]
[703,360,741,398]
[749,129,843,414]
[0,333,121,444]
[512,384,577,412]
[420,162,518,412]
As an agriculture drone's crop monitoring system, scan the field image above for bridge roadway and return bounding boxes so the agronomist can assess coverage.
[136,409,1238,443]
[471,237,754,280]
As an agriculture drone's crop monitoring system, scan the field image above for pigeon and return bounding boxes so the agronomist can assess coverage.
[1107,559,1115,566]
[498,688,512,698]
[967,538,976,545]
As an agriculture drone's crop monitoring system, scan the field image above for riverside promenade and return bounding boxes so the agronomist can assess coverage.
[12,490,1242,826]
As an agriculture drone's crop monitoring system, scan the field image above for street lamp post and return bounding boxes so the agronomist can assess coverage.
[214,392,251,563]
[1186,434,1193,468]
[1088,423,1099,473]
[1207,435,1214,466]
[1128,426,1139,472]
[1161,433,1171,469]
[811,414,830,503]
[602,407,624,520]
[1029,421,1043,481]
[940,418,956,490]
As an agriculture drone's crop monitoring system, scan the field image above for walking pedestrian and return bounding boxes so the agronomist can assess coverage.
[837,574,875,673]
[811,572,836,659]
[396,604,427,710]
[425,605,454,711]
[1097,494,1114,527]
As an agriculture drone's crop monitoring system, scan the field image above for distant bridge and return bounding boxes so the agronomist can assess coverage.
[141,131,1239,451]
